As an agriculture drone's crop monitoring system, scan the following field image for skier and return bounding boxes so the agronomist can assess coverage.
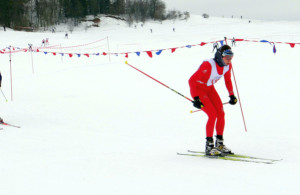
[212,42,219,53]
[232,37,236,47]
[188,45,237,156]
[41,39,45,47]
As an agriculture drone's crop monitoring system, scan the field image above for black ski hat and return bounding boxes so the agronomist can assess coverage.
[214,49,227,67]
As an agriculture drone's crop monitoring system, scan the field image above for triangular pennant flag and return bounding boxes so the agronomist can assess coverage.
[77,54,81,57]
[171,48,176,53]
[103,52,107,55]
[44,52,48,54]
[60,53,64,56]
[220,40,224,46]
[156,50,163,55]
[260,40,269,43]
[200,42,207,46]
[186,45,192,48]
[273,44,276,54]
[68,54,73,57]
[53,52,56,55]
[146,51,153,58]
[84,54,89,57]
[135,52,141,56]
[125,53,128,58]
[289,43,295,48]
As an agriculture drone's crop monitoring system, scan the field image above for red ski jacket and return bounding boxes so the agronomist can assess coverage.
[189,59,234,98]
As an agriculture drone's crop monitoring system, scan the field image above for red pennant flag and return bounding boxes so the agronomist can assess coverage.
[69,54,73,57]
[200,42,207,46]
[146,51,153,58]
[84,54,89,57]
[235,39,244,42]
[103,52,107,55]
[125,53,128,58]
[171,48,176,53]
[37,49,39,52]
[53,52,56,56]
[289,43,295,48]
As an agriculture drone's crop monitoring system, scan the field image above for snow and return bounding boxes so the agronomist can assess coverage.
[1,15,300,194]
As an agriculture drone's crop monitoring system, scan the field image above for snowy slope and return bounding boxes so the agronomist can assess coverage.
[0,15,300,195]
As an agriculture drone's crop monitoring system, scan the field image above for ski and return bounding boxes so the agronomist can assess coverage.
[187,150,282,162]
[0,122,21,128]
[177,152,274,164]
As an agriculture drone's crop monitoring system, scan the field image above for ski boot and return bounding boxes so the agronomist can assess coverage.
[215,135,233,154]
[205,137,222,156]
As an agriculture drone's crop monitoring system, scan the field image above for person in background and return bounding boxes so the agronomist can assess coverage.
[212,42,219,53]
[232,37,236,47]
[188,45,238,156]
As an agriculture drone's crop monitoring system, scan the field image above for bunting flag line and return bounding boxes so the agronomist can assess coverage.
[1,38,300,58]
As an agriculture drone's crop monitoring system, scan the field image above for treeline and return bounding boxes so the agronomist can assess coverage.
[0,0,189,29]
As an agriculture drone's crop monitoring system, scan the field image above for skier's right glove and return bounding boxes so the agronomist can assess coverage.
[193,96,204,109]
[229,95,237,105]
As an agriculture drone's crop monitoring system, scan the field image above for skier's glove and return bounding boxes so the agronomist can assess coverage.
[229,95,237,105]
[193,96,204,109]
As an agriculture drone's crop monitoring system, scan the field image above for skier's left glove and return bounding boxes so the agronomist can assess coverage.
[229,95,237,105]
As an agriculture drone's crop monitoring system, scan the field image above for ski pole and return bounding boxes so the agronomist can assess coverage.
[231,66,247,132]
[190,102,229,113]
[0,88,8,102]
[125,61,193,102]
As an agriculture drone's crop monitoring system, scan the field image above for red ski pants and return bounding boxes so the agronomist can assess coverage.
[195,86,225,137]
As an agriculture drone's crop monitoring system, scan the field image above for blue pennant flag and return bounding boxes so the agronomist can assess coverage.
[44,52,48,54]
[273,44,276,54]
[260,40,269,43]
[186,45,192,48]
[156,50,163,55]
[135,52,141,56]
[220,40,224,46]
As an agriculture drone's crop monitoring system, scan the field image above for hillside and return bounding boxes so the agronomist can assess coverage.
[0,15,300,195]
